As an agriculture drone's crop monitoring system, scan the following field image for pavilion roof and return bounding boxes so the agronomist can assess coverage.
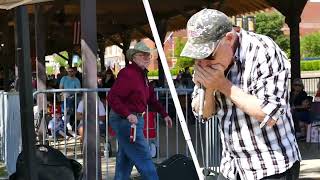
[0,0,306,55]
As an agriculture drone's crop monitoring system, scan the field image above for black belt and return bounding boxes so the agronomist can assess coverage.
[133,112,145,117]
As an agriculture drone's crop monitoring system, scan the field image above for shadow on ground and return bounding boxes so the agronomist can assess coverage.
[298,141,320,180]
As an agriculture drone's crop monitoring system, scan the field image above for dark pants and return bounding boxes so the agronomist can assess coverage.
[217,161,300,180]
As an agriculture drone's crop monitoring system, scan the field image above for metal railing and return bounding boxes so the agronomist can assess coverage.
[32,88,221,179]
[0,91,4,163]
[297,77,320,96]
[1,76,319,179]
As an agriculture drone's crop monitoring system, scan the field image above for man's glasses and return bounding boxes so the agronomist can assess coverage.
[135,53,150,57]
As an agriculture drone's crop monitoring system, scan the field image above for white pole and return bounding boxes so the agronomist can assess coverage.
[141,1,203,179]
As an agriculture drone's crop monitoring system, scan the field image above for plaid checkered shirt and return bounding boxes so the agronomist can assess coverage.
[192,30,301,180]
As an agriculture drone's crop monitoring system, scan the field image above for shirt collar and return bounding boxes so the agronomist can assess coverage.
[130,62,148,76]
[235,29,251,64]
[233,32,241,63]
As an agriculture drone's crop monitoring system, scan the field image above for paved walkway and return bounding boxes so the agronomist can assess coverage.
[298,141,320,180]
[1,136,320,179]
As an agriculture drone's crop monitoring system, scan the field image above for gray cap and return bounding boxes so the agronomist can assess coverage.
[126,41,152,61]
[180,9,233,59]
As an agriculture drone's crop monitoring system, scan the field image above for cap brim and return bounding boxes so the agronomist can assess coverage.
[126,48,155,60]
[180,40,215,59]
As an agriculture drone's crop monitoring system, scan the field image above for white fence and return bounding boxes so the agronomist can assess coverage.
[0,91,22,175]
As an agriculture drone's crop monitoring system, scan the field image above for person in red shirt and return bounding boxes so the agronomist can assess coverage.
[315,80,320,102]
[107,41,172,180]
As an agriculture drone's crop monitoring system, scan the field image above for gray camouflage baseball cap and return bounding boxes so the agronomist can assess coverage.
[180,9,233,59]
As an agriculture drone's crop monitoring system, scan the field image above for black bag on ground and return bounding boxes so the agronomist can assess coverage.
[9,145,82,180]
[156,154,199,180]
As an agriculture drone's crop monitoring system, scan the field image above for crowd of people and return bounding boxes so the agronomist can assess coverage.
[43,66,116,141]
[3,8,320,180]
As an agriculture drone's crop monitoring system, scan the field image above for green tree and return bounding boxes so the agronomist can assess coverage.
[255,12,290,56]
[174,37,194,69]
[300,32,320,58]
[46,66,55,75]
[53,51,69,67]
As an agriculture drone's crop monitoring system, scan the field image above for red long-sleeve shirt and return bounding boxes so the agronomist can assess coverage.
[107,63,168,118]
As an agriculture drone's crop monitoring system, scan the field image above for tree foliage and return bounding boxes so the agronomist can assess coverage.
[46,66,55,75]
[300,32,320,58]
[53,51,69,67]
[174,37,194,69]
[255,12,290,56]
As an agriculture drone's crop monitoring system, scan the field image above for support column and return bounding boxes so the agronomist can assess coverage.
[80,0,99,179]
[98,43,106,71]
[287,15,301,84]
[267,0,307,90]
[122,32,131,66]
[1,18,11,91]
[68,51,73,67]
[14,15,19,91]
[35,4,47,112]
[156,19,167,87]
[68,52,72,67]
[15,5,38,180]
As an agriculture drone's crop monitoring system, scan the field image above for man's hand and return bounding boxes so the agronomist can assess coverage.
[191,97,200,113]
[164,116,173,128]
[193,63,228,91]
[127,114,138,124]
[267,119,277,127]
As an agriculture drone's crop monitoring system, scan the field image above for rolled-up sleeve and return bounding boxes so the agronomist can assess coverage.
[251,46,290,126]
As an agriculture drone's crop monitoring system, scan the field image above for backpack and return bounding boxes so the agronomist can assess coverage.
[9,145,82,180]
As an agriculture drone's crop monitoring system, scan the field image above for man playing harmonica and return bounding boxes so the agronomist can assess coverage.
[181,9,301,180]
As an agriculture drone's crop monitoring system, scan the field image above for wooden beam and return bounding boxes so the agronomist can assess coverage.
[156,18,167,87]
[80,0,100,179]
[56,52,69,61]
[35,4,47,113]
[98,43,106,72]
[15,5,38,180]
[121,31,132,66]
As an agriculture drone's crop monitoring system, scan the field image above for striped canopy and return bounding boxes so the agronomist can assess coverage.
[0,0,51,10]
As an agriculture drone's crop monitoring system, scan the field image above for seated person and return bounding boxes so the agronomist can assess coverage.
[76,96,106,142]
[314,80,320,102]
[290,78,308,135]
[48,108,73,139]
[295,96,313,140]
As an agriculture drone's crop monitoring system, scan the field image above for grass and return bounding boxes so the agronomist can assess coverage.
[0,164,8,177]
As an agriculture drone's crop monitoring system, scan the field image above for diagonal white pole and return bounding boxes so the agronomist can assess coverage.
[142,1,203,179]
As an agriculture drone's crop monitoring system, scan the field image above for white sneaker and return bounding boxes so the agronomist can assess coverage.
[67,123,73,131]
[149,142,157,158]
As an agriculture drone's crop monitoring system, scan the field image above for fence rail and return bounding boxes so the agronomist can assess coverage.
[33,88,221,179]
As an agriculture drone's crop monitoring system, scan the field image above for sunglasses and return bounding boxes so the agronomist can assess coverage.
[204,39,222,60]
[134,52,150,57]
